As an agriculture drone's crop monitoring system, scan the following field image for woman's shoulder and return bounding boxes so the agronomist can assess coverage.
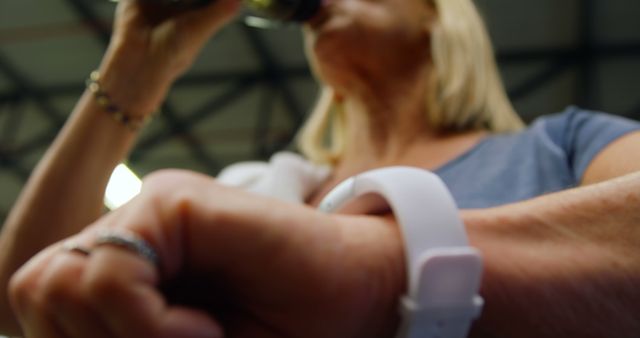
[506,106,640,173]
[529,106,640,147]
[436,107,639,208]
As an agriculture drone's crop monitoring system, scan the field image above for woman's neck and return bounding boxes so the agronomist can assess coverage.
[332,65,432,173]
[331,73,486,184]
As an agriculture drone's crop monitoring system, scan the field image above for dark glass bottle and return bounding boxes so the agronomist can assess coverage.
[156,0,321,22]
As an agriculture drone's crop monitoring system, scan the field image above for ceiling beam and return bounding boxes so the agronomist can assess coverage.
[508,58,574,102]
[497,41,640,64]
[575,0,598,108]
[0,90,22,103]
[157,103,222,173]
[0,66,313,104]
[10,130,58,158]
[0,51,66,181]
[131,77,256,162]
[4,39,640,104]
[627,101,640,120]
[0,209,7,225]
[240,25,305,151]
[0,51,66,128]
[0,98,25,149]
[0,153,31,182]
[65,0,111,44]
[10,76,255,163]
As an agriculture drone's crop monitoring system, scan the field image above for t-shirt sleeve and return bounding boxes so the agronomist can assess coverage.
[544,107,640,181]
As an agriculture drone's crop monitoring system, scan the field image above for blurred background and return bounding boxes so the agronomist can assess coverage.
[0,0,639,224]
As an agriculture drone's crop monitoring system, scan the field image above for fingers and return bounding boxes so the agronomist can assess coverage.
[9,246,65,338]
[10,237,224,338]
[46,253,113,338]
[81,246,163,338]
[157,307,224,338]
[9,245,102,338]
[84,245,224,338]
[123,0,241,36]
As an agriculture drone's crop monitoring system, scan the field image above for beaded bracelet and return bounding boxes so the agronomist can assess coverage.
[86,71,150,132]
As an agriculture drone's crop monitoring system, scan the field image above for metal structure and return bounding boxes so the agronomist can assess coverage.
[0,0,639,221]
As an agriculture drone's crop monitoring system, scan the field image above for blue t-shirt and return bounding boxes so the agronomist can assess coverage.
[435,107,640,209]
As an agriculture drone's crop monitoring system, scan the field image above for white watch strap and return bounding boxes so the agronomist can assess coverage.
[319,167,483,338]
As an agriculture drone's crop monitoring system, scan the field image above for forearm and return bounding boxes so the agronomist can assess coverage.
[1,91,138,257]
[0,45,173,334]
[466,172,640,338]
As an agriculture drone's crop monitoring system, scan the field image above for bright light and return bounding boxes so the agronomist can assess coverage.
[104,164,142,210]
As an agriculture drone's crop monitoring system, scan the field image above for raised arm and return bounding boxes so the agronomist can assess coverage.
[0,0,240,333]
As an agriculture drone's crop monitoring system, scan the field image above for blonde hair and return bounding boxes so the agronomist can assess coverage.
[297,0,524,165]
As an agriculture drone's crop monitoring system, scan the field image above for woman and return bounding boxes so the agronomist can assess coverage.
[2,0,640,337]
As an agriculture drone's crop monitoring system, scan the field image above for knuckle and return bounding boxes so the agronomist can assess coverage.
[9,255,86,316]
[141,169,205,190]
[139,170,201,208]
[8,268,39,315]
[140,169,219,207]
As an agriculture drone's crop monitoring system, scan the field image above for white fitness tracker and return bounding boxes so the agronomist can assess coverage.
[318,167,483,338]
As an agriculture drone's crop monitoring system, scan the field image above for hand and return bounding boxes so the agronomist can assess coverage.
[111,0,241,77]
[9,170,406,338]
[97,0,242,115]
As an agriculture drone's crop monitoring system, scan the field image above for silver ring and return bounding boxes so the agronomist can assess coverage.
[94,229,160,268]
[61,241,92,256]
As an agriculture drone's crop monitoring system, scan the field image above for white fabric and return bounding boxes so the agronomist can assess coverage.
[217,151,330,203]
